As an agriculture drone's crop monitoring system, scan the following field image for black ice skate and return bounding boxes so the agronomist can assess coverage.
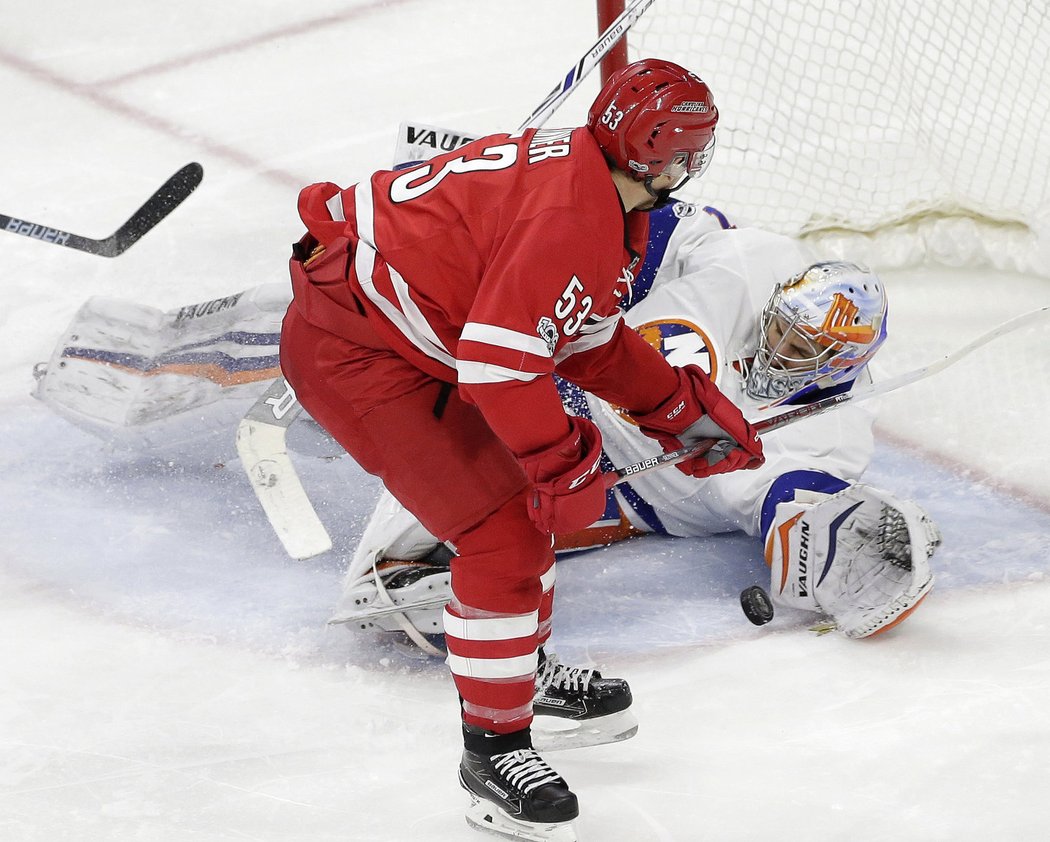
[460,743,579,841]
[531,649,638,751]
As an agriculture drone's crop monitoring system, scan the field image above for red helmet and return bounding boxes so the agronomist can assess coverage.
[587,58,718,185]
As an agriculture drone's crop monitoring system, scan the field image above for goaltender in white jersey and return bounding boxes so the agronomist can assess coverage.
[31,200,940,652]
[334,200,941,649]
[568,208,873,541]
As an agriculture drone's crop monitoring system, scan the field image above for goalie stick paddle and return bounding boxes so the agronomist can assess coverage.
[608,305,1050,486]
[1,162,203,257]
[236,376,334,560]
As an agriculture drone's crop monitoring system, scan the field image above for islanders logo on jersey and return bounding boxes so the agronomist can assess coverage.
[615,317,720,424]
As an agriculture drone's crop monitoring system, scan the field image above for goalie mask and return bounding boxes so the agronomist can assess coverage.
[745,261,888,405]
[587,58,718,207]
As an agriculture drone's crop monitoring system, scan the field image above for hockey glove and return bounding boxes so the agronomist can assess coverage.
[520,416,607,535]
[629,365,763,478]
[765,484,941,638]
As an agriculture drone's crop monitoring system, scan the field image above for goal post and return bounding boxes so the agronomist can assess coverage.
[594,0,1050,276]
[595,0,630,86]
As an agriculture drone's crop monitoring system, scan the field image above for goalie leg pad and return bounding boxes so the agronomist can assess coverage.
[329,487,455,657]
[330,549,454,658]
[765,484,941,637]
[335,556,452,632]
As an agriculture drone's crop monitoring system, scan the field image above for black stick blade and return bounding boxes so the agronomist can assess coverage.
[1,162,204,258]
[103,162,204,257]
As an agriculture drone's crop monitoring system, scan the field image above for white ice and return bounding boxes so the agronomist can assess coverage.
[2,2,1050,840]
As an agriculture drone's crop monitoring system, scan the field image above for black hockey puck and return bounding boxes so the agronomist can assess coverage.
[740,585,774,626]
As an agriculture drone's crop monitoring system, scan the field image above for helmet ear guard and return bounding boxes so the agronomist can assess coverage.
[745,261,889,405]
[587,58,719,189]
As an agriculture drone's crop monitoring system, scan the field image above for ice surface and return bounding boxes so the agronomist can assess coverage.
[2,2,1049,840]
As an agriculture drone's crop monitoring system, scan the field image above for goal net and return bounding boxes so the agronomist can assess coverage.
[599,0,1050,274]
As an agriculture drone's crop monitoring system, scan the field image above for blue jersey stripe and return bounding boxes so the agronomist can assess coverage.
[61,346,280,374]
[759,470,850,537]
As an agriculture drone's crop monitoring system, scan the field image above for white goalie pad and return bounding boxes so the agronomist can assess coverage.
[333,554,452,632]
[392,121,478,168]
[329,489,451,654]
[33,283,292,452]
[765,484,941,638]
[339,488,443,587]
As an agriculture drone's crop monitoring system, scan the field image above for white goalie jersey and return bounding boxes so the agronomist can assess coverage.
[334,203,939,641]
[565,205,877,542]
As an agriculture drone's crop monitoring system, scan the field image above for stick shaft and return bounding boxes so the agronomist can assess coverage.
[611,306,1050,484]
[517,0,654,131]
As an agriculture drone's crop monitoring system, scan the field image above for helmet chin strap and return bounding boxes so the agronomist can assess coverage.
[640,175,685,212]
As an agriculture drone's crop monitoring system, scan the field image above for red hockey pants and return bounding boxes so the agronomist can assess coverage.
[281,297,555,734]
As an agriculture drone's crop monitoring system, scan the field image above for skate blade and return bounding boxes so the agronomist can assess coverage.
[465,794,577,841]
[532,708,639,752]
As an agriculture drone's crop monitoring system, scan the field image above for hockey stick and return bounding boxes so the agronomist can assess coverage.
[518,0,655,131]
[246,301,1048,556]
[1,162,203,257]
[609,306,1050,485]
[392,0,653,165]
[236,376,333,560]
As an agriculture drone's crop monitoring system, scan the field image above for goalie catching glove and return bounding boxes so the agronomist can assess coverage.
[629,364,764,478]
[765,484,941,638]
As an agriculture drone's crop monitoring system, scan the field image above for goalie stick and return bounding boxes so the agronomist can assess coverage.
[1,162,203,258]
[518,0,655,131]
[391,0,654,166]
[609,306,1050,485]
[245,304,1048,559]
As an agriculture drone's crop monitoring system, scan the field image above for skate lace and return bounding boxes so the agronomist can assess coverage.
[535,652,594,694]
[492,749,562,794]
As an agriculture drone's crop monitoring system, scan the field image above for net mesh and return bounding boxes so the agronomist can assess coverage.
[623,0,1050,273]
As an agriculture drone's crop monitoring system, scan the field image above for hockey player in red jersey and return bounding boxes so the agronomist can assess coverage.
[279,59,763,840]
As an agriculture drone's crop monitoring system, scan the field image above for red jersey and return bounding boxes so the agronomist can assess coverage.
[296,127,678,457]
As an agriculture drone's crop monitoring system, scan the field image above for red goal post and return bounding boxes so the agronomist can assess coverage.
[595,0,1050,276]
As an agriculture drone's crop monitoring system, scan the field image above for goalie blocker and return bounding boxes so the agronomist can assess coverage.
[765,484,941,638]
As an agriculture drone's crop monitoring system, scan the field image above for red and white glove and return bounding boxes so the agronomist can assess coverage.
[629,365,764,478]
[519,416,607,535]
